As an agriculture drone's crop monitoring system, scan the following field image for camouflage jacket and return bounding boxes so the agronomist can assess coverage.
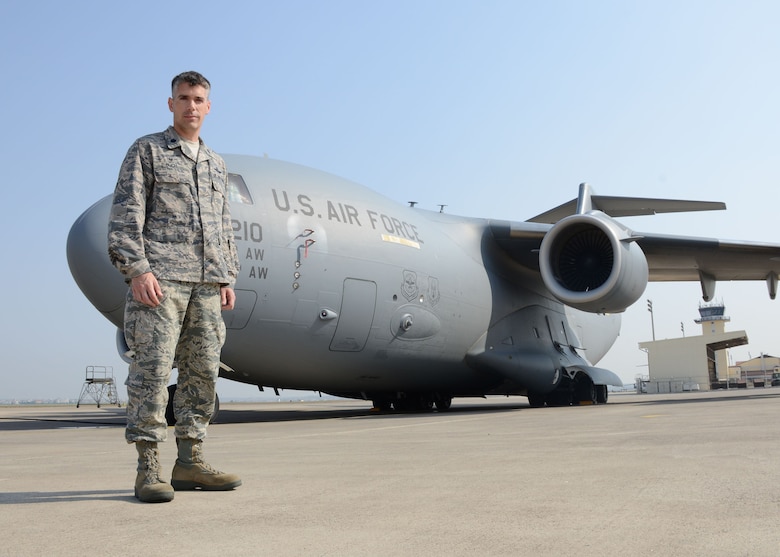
[108,126,239,287]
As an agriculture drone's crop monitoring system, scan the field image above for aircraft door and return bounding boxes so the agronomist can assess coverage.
[329,279,377,352]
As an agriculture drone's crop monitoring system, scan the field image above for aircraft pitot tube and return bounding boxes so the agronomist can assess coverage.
[539,211,648,314]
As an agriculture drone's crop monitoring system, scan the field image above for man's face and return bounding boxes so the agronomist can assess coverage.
[168,82,211,139]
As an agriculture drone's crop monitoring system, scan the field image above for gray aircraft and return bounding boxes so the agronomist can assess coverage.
[67,155,780,411]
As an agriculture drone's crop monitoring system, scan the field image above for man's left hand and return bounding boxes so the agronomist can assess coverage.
[221,287,236,310]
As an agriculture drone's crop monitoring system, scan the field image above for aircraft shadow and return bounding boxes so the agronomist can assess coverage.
[0,490,133,505]
[0,410,125,431]
[213,401,530,424]
[0,402,530,430]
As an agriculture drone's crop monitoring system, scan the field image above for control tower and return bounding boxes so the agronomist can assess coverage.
[695,301,730,334]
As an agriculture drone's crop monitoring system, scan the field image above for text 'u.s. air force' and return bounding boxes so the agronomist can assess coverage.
[272,189,424,245]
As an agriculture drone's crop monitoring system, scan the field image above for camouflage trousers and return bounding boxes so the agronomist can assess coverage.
[124,280,225,443]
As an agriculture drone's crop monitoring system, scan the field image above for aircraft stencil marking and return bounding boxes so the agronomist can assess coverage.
[247,266,268,280]
[245,248,265,260]
[402,270,418,301]
[381,234,421,249]
[231,220,263,242]
[429,277,441,307]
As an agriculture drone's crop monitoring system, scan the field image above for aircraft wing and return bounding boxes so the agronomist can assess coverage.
[637,233,780,300]
[638,233,780,282]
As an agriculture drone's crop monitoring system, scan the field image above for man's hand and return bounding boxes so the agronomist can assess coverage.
[131,272,163,307]
[221,287,236,310]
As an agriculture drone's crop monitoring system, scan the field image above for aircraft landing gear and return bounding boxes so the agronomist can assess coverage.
[573,374,597,405]
[527,392,546,408]
[393,396,434,412]
[527,373,609,408]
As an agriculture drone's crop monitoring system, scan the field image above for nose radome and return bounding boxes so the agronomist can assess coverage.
[66,195,127,327]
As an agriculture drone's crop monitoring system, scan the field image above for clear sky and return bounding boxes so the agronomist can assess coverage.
[2,1,779,401]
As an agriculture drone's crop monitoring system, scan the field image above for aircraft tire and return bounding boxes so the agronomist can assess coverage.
[393,396,434,413]
[434,398,452,411]
[546,389,573,407]
[596,385,608,404]
[165,384,221,426]
[573,374,596,405]
[527,392,546,408]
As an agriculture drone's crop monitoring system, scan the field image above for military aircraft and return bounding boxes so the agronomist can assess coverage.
[67,154,780,411]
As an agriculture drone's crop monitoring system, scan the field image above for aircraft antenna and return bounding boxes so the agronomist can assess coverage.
[408,201,418,207]
[438,204,447,213]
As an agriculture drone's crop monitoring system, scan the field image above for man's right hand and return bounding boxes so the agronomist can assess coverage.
[131,272,163,307]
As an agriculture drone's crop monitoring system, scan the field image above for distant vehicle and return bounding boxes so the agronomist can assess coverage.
[67,155,780,411]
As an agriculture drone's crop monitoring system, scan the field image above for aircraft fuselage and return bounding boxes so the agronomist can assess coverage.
[67,155,621,406]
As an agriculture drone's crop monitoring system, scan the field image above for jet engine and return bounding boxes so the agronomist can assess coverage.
[539,212,648,313]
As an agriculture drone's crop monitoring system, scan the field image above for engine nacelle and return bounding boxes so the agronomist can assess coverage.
[539,212,648,313]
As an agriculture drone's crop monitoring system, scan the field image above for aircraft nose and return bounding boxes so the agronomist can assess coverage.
[66,195,127,327]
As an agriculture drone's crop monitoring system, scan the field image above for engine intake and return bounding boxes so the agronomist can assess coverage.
[539,212,648,313]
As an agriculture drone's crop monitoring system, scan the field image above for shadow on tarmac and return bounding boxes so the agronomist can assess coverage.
[0,401,530,431]
[0,410,125,431]
[631,389,780,406]
[0,490,134,505]
[212,401,529,425]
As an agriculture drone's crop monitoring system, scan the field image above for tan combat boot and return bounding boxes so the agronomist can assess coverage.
[171,438,242,491]
[134,441,174,503]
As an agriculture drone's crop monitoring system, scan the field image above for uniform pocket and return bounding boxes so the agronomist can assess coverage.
[148,168,196,241]
[125,305,156,350]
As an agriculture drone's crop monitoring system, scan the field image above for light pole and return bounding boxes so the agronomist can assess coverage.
[647,299,656,341]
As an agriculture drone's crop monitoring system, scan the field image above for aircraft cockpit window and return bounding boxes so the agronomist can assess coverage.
[227,173,253,205]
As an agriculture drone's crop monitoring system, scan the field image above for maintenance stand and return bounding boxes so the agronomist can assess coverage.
[76,365,121,408]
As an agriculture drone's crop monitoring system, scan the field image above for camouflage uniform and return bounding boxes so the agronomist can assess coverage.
[108,126,239,443]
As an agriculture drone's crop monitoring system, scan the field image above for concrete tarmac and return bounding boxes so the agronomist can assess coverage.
[1,389,779,557]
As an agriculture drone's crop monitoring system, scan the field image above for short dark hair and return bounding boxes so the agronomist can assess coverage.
[171,71,211,96]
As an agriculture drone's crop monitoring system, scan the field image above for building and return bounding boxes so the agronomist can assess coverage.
[638,301,748,392]
[730,354,780,386]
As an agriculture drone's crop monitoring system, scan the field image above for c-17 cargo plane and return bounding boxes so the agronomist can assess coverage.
[67,155,780,411]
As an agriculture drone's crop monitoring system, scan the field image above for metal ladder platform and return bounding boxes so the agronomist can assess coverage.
[77,365,121,408]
